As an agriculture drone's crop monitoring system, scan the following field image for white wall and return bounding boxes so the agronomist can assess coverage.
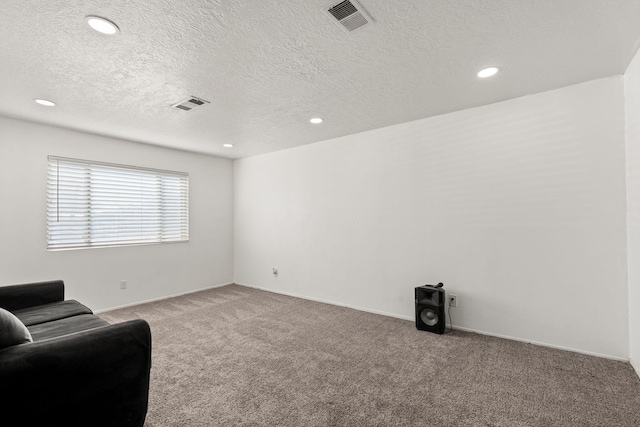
[625,48,640,375]
[235,77,629,360]
[0,117,234,311]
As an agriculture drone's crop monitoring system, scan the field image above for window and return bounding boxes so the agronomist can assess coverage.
[47,156,189,250]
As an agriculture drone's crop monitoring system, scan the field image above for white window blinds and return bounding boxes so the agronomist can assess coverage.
[47,156,189,250]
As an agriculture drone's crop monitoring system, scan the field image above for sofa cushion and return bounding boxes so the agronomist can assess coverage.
[0,307,33,348]
[12,300,93,326]
[27,314,109,341]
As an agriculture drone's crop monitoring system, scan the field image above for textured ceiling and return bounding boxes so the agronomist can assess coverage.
[1,0,640,159]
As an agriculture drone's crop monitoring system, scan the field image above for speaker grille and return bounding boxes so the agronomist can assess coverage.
[419,308,439,326]
[415,285,446,334]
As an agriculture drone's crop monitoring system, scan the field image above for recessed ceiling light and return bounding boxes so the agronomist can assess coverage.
[477,67,500,78]
[223,144,234,148]
[85,16,120,35]
[310,118,323,124]
[34,99,56,107]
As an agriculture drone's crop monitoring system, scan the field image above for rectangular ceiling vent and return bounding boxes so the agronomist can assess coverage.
[171,96,210,111]
[325,0,373,33]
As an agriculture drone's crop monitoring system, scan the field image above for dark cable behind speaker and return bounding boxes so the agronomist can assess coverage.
[448,298,453,333]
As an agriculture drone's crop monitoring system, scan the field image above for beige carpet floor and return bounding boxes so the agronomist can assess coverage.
[99,284,640,426]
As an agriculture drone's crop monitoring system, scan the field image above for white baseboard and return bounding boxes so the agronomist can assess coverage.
[235,282,629,363]
[449,324,628,362]
[94,282,234,314]
[96,281,631,363]
[235,282,415,321]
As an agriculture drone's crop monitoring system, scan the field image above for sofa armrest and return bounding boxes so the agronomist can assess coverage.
[0,319,152,427]
[0,280,65,311]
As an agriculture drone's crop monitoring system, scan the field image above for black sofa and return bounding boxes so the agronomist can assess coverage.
[0,280,151,427]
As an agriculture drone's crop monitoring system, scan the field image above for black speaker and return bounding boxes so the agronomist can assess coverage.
[415,284,446,334]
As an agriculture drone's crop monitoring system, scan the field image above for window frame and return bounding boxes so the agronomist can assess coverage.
[46,156,189,251]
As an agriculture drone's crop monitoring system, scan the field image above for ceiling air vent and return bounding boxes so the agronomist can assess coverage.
[325,0,373,33]
[171,96,210,111]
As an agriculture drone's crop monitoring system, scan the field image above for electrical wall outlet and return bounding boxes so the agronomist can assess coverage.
[120,280,127,290]
[449,294,458,307]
